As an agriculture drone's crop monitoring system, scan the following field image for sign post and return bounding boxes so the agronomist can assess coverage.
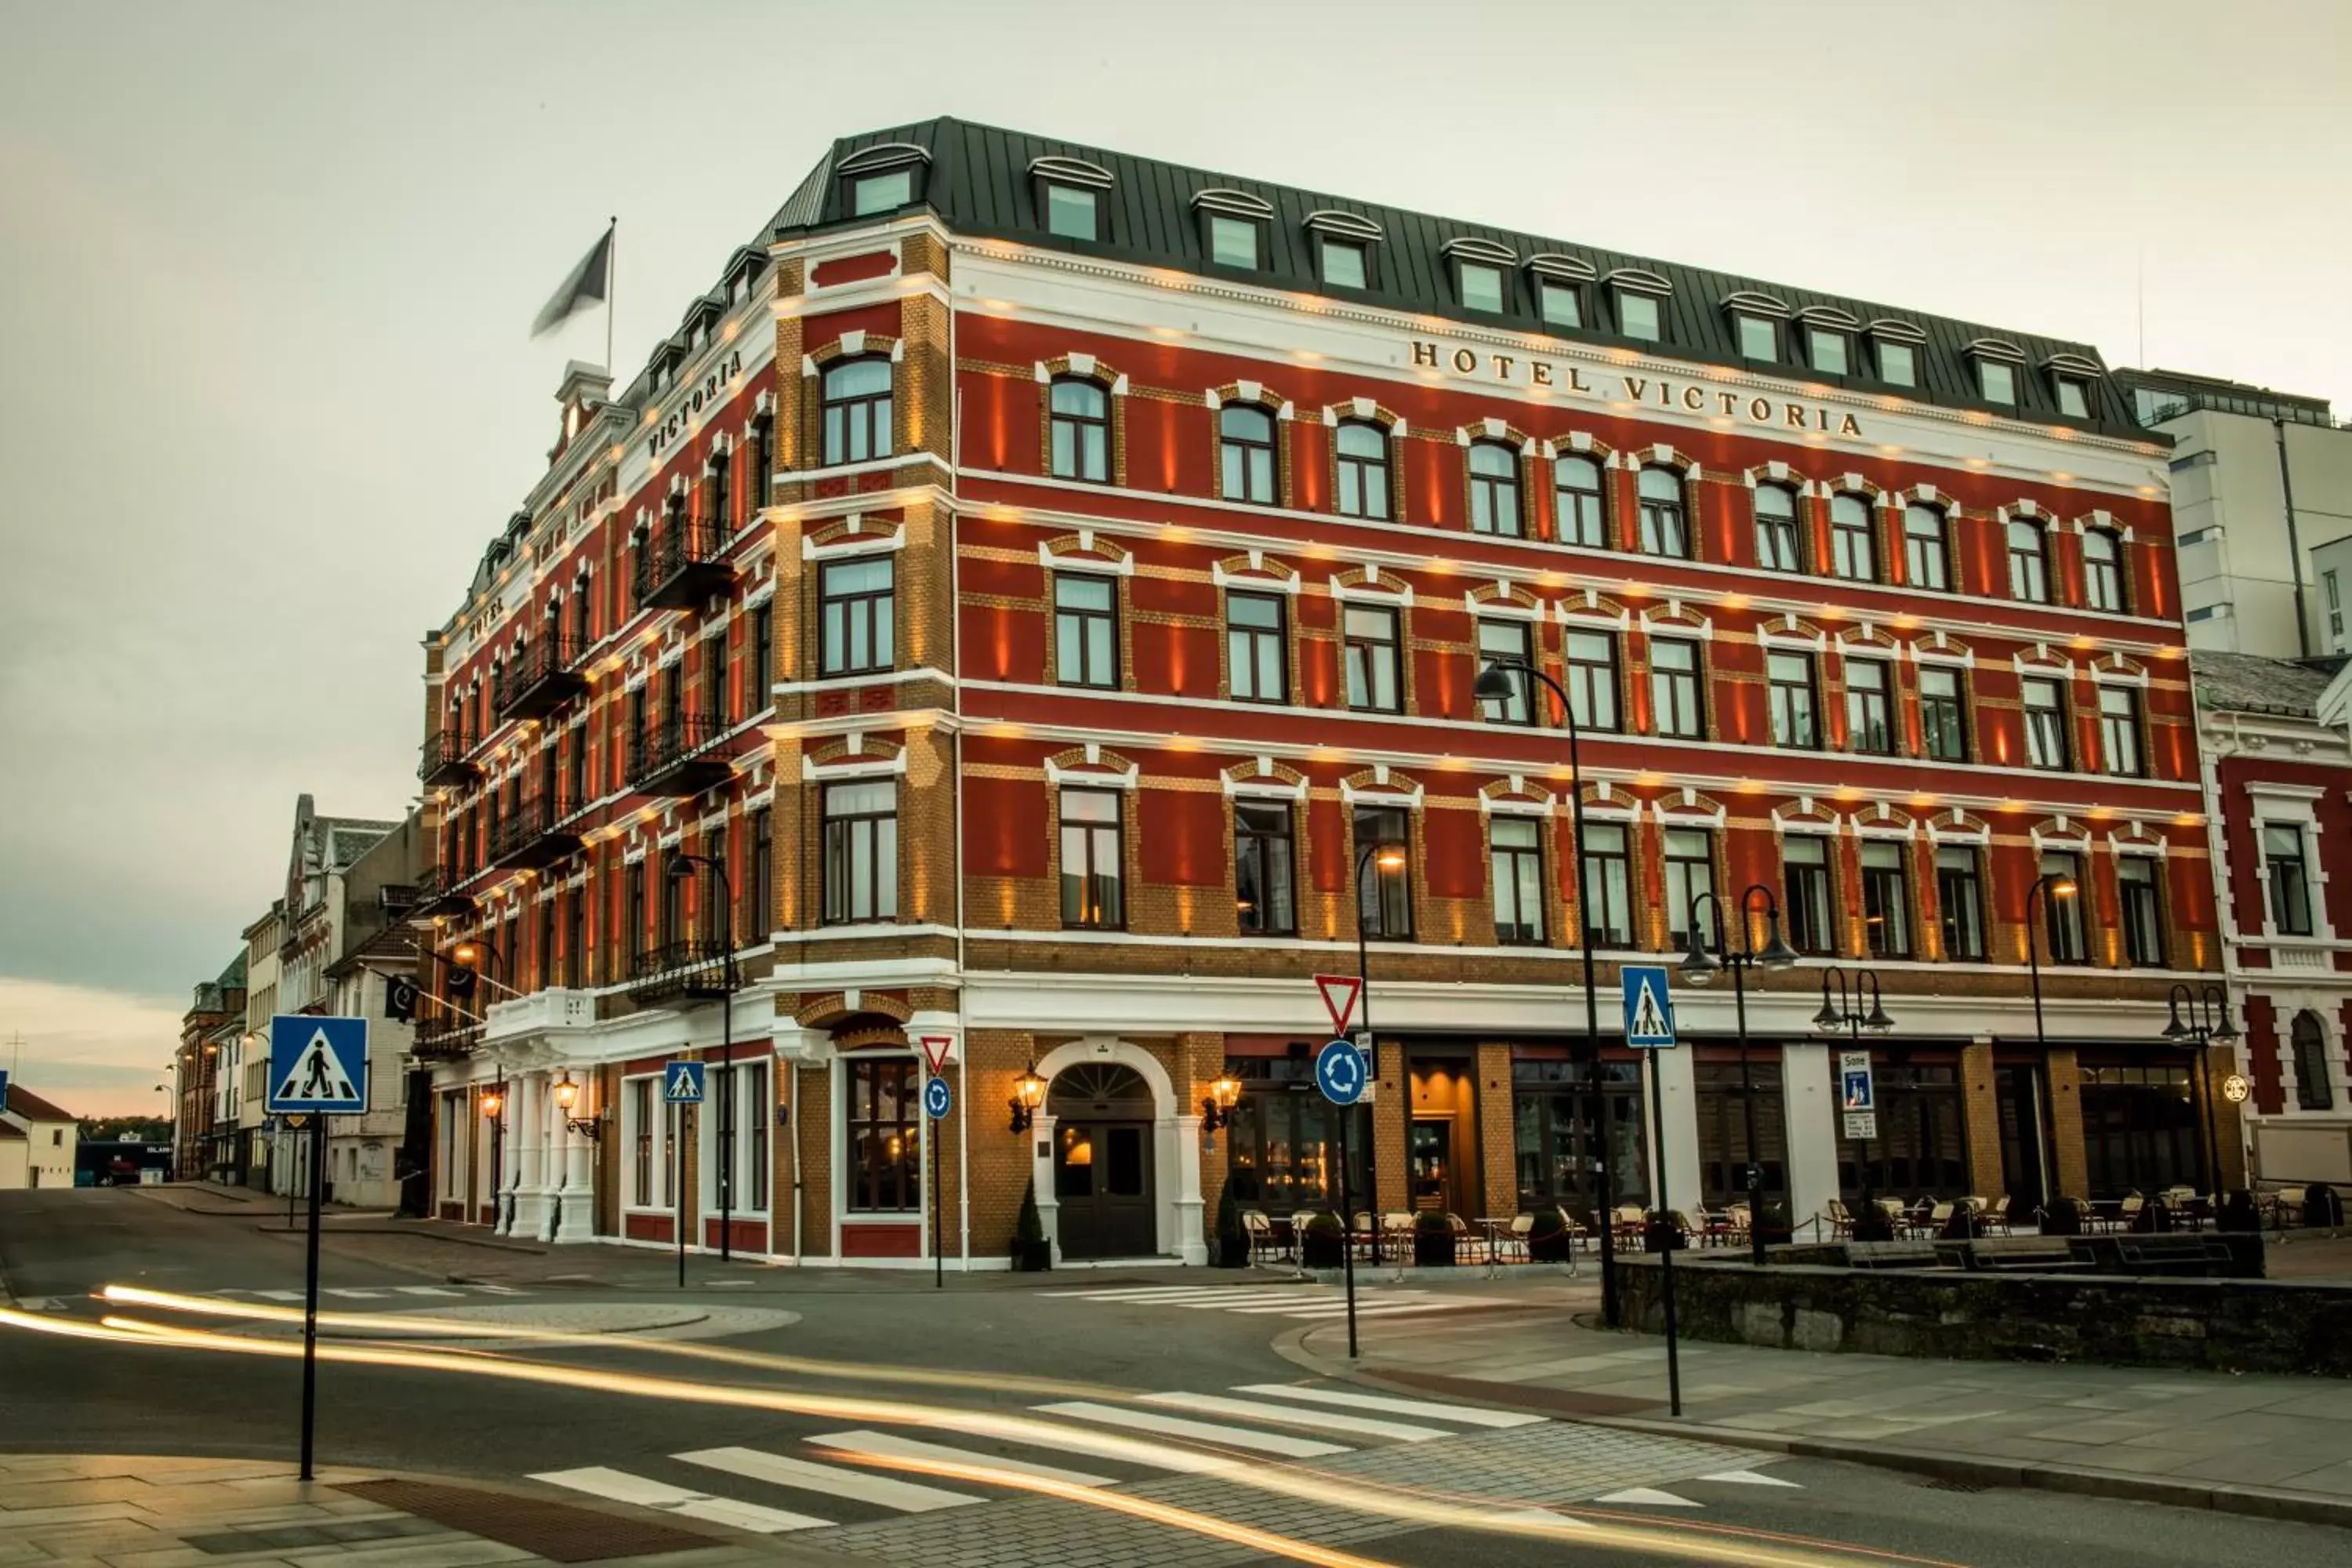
[1313,1036,1369,1359]
[264,1014,370,1481]
[1619,968,1682,1419]
[663,1061,705,1289]
[919,1039,953,1291]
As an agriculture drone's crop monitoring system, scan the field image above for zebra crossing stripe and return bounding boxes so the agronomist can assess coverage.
[1230,1384,1544,1428]
[1136,1392,1447,1443]
[1700,1468,1801,1488]
[324,1288,387,1299]
[394,1286,465,1297]
[808,1431,1116,1489]
[529,1465,831,1533]
[675,1446,978,1512]
[1595,1486,1701,1507]
[1033,1401,1352,1459]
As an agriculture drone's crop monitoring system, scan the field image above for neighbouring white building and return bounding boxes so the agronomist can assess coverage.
[1,1084,80,1189]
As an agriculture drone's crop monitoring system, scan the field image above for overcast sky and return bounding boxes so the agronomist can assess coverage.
[3,0,2348,1113]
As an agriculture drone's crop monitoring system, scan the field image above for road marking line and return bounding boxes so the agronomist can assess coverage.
[1594,1486,1701,1508]
[807,1431,1113,1489]
[252,1290,303,1302]
[1167,1292,1338,1308]
[677,1446,978,1512]
[1236,1299,1505,1318]
[1230,1384,1544,1428]
[472,1284,527,1294]
[1033,1401,1352,1458]
[323,1288,386,1298]
[1039,1286,1277,1301]
[1494,1508,1597,1530]
[1137,1392,1446,1442]
[392,1286,463,1297]
[1699,1468,1802,1488]
[528,1465,831,1533]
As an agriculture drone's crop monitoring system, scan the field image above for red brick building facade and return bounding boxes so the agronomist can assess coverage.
[419,120,2230,1265]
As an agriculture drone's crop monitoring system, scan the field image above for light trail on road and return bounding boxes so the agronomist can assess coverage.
[4,1297,1929,1567]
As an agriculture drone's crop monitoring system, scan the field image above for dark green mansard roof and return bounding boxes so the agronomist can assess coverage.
[774,116,2145,440]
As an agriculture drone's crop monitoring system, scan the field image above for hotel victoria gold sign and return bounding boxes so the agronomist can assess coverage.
[1410,339,1865,438]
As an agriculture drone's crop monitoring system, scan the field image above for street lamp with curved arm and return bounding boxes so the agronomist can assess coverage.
[2162,981,2241,1206]
[2021,872,2078,1218]
[1473,655,1624,1324]
[1679,884,1798,1262]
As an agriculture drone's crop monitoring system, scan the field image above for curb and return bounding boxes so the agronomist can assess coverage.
[1273,1323,2352,1532]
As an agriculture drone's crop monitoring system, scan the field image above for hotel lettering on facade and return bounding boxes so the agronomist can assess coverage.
[414,118,2233,1266]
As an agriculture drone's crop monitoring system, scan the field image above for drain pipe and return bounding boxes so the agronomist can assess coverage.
[2277,418,2313,659]
[789,1052,802,1265]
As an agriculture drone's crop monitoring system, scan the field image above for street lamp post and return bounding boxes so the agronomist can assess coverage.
[668,851,739,1262]
[1345,837,1406,1362]
[1473,656,1618,1325]
[1813,967,1895,1229]
[2162,982,2241,1212]
[1679,884,1800,1264]
[2024,873,2078,1218]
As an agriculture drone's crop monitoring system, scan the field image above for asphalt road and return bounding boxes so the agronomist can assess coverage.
[2,1188,2345,1567]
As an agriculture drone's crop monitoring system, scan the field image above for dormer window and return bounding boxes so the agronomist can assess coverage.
[2055,377,2089,417]
[2043,353,2103,420]
[1865,319,1925,387]
[1304,210,1381,292]
[1606,269,1670,343]
[1194,188,1274,270]
[1442,238,1515,316]
[1723,293,1788,363]
[1968,340,2027,406]
[837,143,931,220]
[1030,155,1112,244]
[1795,307,1857,377]
[1526,254,1595,334]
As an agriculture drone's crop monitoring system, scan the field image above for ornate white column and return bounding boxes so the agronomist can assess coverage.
[1174,1112,1207,1264]
[1782,1042,1839,1238]
[534,1074,561,1243]
[555,1076,596,1243]
[511,1073,549,1240]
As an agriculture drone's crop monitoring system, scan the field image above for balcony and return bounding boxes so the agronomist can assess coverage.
[633,524,731,610]
[488,795,583,871]
[494,636,588,723]
[409,866,476,920]
[627,713,733,797]
[627,940,738,1004]
[410,1014,481,1061]
[419,728,478,787]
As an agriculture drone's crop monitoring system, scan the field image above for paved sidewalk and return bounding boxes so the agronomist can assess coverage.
[1284,1287,2352,1528]
[0,1454,861,1566]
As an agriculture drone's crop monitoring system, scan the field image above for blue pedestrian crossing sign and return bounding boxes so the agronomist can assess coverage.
[662,1060,706,1105]
[923,1075,952,1120]
[1621,966,1678,1048]
[265,1015,369,1114]
[1315,1038,1368,1105]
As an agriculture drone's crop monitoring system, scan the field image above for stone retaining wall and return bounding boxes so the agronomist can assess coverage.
[1612,1256,2352,1376]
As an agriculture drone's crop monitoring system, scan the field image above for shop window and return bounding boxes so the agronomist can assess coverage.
[2078,1063,2198,1199]
[1049,378,1111,481]
[1512,1058,1648,1215]
[1838,1062,1967,1198]
[1060,789,1125,929]
[1490,816,1545,945]
[1334,421,1392,520]
[821,779,898,924]
[846,1058,920,1211]
[1696,1061,1787,1207]
[1225,1058,1370,1210]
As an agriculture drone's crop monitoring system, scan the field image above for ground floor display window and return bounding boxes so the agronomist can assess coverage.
[2080,1062,2198,1198]
[1224,1055,1371,1213]
[1834,1060,1966,1200]
[1512,1057,1648,1218]
[1694,1058,1788,1207]
[845,1056,920,1213]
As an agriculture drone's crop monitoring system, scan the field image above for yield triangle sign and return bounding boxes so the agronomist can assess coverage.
[280,1030,361,1107]
[1313,973,1363,1036]
[918,1035,954,1076]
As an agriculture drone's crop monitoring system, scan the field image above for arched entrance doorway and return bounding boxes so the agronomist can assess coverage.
[1048,1062,1156,1259]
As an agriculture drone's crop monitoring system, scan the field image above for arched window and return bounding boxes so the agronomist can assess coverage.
[1554,455,1606,548]
[2083,528,2126,613]
[1468,441,1522,537]
[1830,493,1877,582]
[1753,483,1802,572]
[1638,466,1690,557]
[1220,404,1276,504]
[820,358,893,466]
[2293,1010,2336,1112]
[1334,419,1391,520]
[2007,519,2050,603]
[1903,504,1948,590]
[1050,378,1110,482]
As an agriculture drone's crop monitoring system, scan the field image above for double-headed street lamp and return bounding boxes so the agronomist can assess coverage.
[2022,872,2078,1218]
[1472,656,1621,1325]
[1813,967,1895,1229]
[2162,982,2241,1208]
[667,851,739,1263]
[1679,885,1800,1264]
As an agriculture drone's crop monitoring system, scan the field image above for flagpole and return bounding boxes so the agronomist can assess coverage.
[605,216,617,376]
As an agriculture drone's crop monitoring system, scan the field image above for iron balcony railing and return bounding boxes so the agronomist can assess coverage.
[419,728,478,785]
[487,794,582,869]
[493,635,589,721]
[626,939,738,1001]
[633,523,731,609]
[626,712,731,795]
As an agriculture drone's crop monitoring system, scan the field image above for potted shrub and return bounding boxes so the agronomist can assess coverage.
[1300,1210,1346,1269]
[1010,1177,1051,1272]
[2218,1190,2263,1232]
[2304,1182,2344,1229]
[1527,1207,1575,1264]
[1642,1210,1686,1252]
[1752,1201,1794,1247]
[2039,1195,2085,1236]
[1413,1209,1458,1267]
[2132,1195,2175,1233]
[1213,1188,1250,1269]
[1849,1203,1896,1243]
